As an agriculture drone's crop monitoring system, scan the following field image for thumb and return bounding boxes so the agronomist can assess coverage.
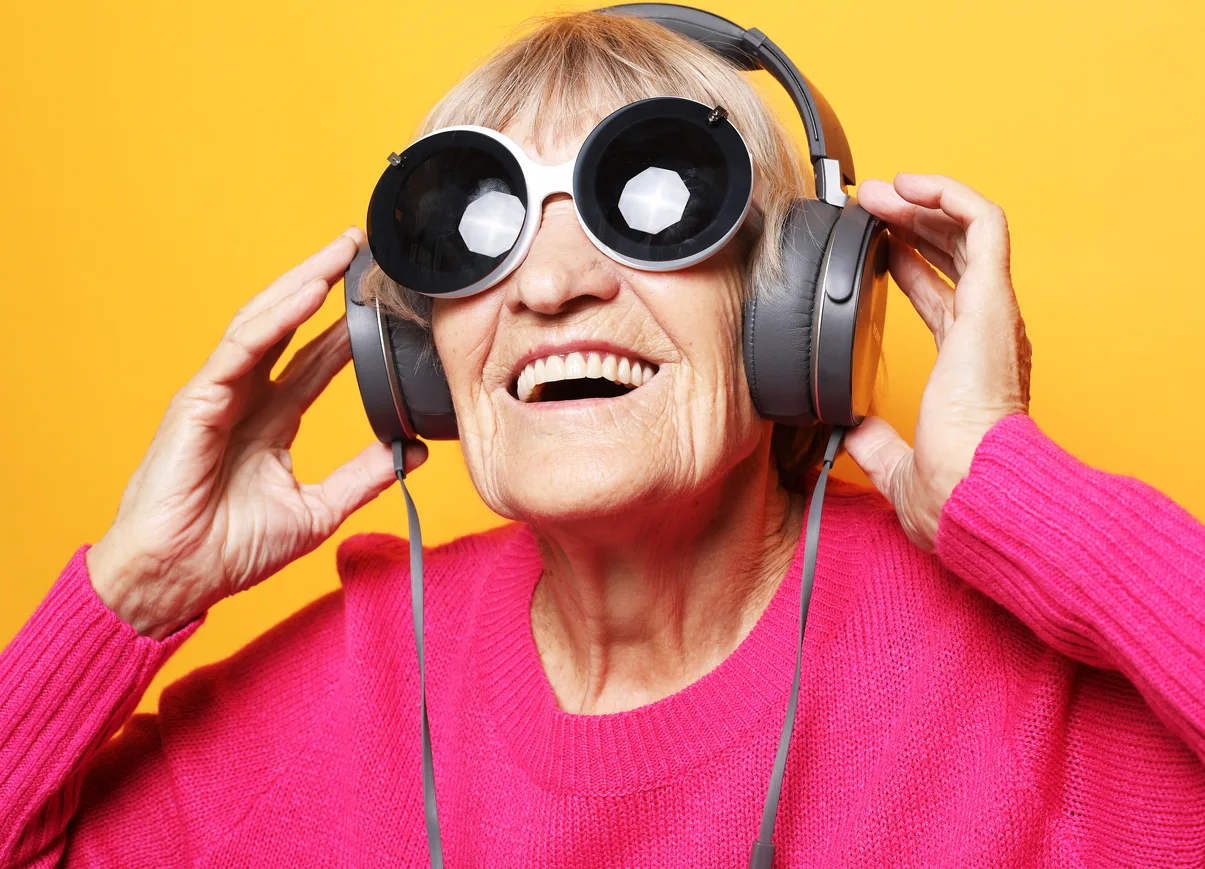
[308,439,429,536]
[842,415,912,507]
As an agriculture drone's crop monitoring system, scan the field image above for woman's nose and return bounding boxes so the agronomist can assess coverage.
[503,193,621,315]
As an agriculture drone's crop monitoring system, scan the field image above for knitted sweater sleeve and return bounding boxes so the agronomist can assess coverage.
[935,412,1205,761]
[0,543,206,867]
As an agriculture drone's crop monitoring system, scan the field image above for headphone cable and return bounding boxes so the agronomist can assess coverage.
[749,424,844,869]
[393,440,445,869]
[392,426,845,869]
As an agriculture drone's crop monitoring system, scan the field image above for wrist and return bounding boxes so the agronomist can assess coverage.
[911,428,986,551]
[86,536,189,641]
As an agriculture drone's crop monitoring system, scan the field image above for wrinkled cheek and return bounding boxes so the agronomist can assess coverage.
[452,385,507,503]
[669,364,763,478]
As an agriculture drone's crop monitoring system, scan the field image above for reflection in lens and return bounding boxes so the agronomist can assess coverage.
[583,111,742,263]
[459,188,525,257]
[618,167,691,234]
[390,134,526,295]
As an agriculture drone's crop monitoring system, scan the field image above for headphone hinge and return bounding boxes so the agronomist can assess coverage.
[816,158,850,207]
[742,27,767,57]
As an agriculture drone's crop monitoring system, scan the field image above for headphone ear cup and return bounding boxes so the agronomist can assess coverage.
[743,198,841,426]
[345,245,459,442]
[811,203,889,426]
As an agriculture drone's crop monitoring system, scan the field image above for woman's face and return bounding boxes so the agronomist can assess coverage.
[431,123,771,524]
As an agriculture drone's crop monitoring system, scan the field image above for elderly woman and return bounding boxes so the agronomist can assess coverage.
[3,9,1204,869]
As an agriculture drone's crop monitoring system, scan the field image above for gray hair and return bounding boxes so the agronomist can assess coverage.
[358,9,840,491]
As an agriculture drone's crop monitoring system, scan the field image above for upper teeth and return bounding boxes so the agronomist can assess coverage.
[515,351,657,403]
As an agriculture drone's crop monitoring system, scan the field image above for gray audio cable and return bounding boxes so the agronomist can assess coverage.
[391,426,846,869]
[393,440,444,869]
[748,424,844,869]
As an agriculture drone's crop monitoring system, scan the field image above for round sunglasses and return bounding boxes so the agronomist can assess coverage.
[366,96,755,298]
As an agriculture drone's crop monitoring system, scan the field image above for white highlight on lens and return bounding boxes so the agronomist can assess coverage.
[458,190,525,257]
[618,166,689,235]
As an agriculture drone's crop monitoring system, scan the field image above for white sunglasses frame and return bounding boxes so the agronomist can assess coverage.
[378,98,755,299]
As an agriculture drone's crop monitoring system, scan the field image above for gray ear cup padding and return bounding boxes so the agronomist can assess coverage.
[344,245,458,442]
[742,198,841,427]
[811,203,889,426]
[386,318,459,441]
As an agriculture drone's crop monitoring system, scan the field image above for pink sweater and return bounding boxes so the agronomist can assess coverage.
[2,413,1204,867]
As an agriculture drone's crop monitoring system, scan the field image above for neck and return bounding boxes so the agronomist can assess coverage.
[529,439,804,715]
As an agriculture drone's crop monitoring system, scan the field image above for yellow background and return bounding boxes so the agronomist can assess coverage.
[1,0,1202,715]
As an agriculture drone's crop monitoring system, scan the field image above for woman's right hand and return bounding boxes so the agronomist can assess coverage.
[85,226,429,640]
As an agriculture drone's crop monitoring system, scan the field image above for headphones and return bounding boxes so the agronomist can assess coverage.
[344,2,889,445]
[343,6,886,867]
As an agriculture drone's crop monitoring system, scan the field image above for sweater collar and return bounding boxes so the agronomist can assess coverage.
[475,469,862,796]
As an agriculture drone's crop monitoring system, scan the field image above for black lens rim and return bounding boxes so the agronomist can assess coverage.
[572,96,753,266]
[366,128,528,297]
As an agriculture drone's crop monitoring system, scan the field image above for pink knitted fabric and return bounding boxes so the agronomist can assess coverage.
[2,412,1204,867]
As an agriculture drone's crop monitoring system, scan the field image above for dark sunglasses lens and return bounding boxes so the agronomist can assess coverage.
[574,99,752,265]
[368,130,527,296]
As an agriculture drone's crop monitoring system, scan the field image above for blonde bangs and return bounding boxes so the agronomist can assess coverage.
[359,10,814,325]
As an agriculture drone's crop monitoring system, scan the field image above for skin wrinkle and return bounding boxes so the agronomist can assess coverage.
[431,122,805,715]
[529,446,803,713]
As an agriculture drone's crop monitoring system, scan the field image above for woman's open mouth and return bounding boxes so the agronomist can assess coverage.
[509,351,659,403]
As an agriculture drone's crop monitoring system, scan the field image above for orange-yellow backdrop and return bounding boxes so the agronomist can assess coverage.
[2,0,1202,715]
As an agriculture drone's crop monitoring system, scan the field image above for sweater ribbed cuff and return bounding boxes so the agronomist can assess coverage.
[0,543,206,826]
[934,413,1205,722]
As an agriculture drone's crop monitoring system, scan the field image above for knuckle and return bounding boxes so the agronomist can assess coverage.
[218,330,254,365]
[226,303,256,334]
[983,203,1008,231]
[177,362,236,407]
[223,316,250,344]
[178,379,224,412]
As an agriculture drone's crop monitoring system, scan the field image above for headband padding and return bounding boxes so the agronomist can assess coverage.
[742,198,840,427]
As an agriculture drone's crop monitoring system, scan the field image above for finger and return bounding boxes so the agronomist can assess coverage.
[275,315,352,411]
[841,415,911,508]
[887,227,960,286]
[905,235,960,285]
[887,235,955,348]
[858,180,961,279]
[257,327,298,379]
[235,226,365,328]
[196,274,332,395]
[303,440,430,538]
[890,173,1011,280]
[255,317,352,445]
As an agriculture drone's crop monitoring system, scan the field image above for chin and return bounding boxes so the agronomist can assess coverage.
[484,444,669,525]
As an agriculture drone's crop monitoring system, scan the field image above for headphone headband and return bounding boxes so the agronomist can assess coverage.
[596,2,856,205]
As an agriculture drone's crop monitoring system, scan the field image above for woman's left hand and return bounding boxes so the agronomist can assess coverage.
[842,173,1032,552]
